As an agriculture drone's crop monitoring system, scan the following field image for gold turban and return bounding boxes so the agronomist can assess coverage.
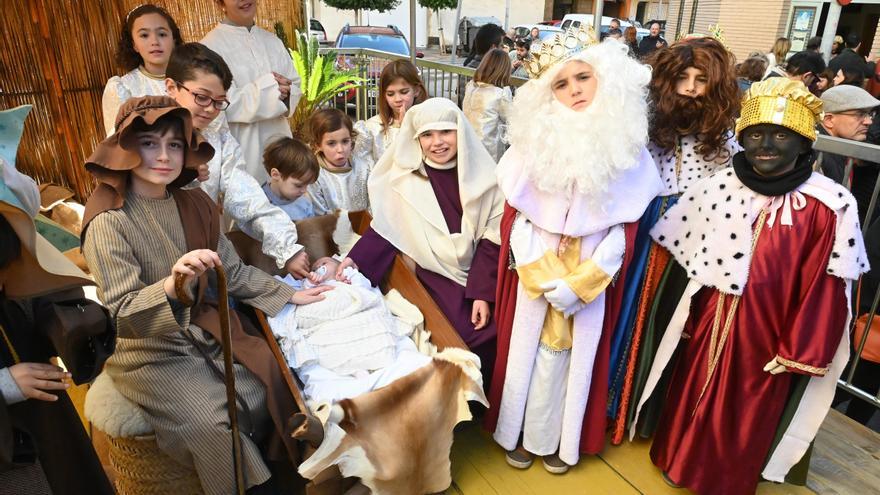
[736,78,823,141]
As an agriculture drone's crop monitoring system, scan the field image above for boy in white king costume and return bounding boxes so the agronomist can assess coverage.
[485,30,663,473]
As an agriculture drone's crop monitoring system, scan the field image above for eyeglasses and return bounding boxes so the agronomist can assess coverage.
[837,109,875,120]
[175,82,230,110]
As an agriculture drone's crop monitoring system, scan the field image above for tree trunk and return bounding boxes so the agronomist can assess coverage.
[436,9,446,54]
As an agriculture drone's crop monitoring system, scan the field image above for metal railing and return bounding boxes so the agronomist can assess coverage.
[816,136,880,411]
[326,47,880,413]
[322,47,527,121]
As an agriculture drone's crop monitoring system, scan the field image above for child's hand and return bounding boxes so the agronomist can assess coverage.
[291,286,333,305]
[285,251,311,279]
[164,249,221,300]
[197,163,210,182]
[472,300,491,330]
[9,362,70,402]
[334,257,358,282]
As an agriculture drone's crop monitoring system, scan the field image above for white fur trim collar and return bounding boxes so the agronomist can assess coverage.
[650,170,868,295]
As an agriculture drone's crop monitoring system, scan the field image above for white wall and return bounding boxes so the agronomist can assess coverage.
[313,1,429,47]
[425,0,548,42]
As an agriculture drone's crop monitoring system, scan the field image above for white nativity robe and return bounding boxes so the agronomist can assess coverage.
[353,115,400,165]
[492,146,663,465]
[101,68,167,135]
[462,81,512,163]
[201,22,302,184]
[308,156,372,214]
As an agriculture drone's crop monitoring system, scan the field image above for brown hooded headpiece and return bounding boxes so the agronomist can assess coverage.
[82,95,215,235]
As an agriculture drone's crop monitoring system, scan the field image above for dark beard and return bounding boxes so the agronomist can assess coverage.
[668,94,706,135]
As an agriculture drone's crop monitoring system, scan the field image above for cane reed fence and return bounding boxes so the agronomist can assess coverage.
[0,0,302,201]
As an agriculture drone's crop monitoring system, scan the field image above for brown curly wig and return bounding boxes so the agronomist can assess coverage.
[647,37,740,160]
[115,4,183,73]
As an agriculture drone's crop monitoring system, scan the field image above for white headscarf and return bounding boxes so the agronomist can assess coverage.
[368,98,504,285]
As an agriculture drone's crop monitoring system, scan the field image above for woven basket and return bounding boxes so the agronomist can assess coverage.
[108,433,203,495]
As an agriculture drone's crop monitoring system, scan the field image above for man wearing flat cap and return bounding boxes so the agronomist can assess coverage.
[819,85,880,220]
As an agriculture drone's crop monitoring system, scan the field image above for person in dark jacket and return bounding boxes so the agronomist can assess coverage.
[818,85,879,187]
[829,33,877,87]
[0,105,114,494]
[638,21,667,59]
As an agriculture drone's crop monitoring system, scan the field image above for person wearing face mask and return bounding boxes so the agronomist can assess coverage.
[201,0,302,184]
[335,97,504,389]
[607,36,743,446]
[485,30,662,474]
[633,78,867,495]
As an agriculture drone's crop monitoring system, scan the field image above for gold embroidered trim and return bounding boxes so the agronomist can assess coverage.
[563,258,612,305]
[694,209,768,413]
[516,250,568,299]
[774,355,828,376]
[0,323,21,364]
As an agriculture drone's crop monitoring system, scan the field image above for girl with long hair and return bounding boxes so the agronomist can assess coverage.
[463,49,513,163]
[353,60,427,164]
[307,108,372,212]
[101,4,183,135]
[765,37,791,77]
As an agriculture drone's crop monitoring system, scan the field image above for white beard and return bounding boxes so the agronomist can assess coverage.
[505,42,650,199]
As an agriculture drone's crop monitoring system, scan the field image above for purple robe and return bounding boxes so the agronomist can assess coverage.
[348,166,499,374]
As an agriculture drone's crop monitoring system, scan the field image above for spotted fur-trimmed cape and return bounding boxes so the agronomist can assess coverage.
[650,169,868,294]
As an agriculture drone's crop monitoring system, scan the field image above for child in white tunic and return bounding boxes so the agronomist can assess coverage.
[101,5,182,135]
[201,1,301,183]
[165,42,312,278]
[462,49,513,163]
[353,60,427,164]
[307,109,372,213]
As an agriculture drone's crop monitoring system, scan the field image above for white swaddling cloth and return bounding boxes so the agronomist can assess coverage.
[269,271,432,403]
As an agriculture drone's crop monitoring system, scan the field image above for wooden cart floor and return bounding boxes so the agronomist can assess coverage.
[447,409,880,495]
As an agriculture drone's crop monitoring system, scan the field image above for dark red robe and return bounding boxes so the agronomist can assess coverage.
[484,202,639,454]
[651,198,848,495]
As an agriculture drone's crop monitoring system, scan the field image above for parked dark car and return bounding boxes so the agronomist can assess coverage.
[333,25,423,110]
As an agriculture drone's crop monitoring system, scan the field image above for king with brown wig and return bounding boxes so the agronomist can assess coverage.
[606,36,742,445]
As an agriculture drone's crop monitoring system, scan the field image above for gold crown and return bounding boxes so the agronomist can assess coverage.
[678,23,729,50]
[736,78,823,141]
[525,24,599,79]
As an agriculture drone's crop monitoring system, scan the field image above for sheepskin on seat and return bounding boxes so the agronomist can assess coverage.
[84,372,152,438]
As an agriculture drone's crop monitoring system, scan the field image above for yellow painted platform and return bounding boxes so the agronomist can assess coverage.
[448,409,880,495]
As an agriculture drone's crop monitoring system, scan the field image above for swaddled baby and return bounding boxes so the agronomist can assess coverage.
[270,257,431,404]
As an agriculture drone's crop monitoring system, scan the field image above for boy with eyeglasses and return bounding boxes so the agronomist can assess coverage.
[165,42,313,279]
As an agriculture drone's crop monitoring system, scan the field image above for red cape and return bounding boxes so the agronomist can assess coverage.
[484,202,639,455]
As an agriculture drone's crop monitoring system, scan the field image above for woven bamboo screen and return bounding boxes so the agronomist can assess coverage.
[0,0,303,201]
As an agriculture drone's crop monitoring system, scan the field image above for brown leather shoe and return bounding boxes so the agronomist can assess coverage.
[542,454,569,474]
[505,447,534,469]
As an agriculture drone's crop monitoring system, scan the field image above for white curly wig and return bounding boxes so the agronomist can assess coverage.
[505,40,652,196]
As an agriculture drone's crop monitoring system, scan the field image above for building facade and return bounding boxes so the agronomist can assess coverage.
[662,0,880,62]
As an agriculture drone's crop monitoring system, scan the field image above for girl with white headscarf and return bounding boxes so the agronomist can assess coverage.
[336,98,504,377]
